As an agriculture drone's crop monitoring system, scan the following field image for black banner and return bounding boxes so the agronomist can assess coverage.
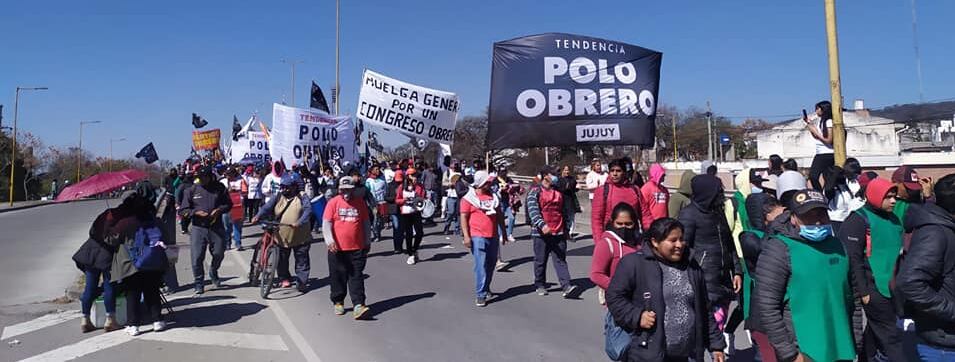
[488,33,662,148]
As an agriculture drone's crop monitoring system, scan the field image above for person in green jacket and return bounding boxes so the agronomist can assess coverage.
[668,170,696,218]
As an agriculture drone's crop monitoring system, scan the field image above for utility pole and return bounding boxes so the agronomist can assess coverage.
[77,121,101,182]
[910,0,924,102]
[335,0,341,115]
[8,86,48,206]
[824,0,847,166]
[281,59,304,107]
[706,101,713,161]
[109,137,126,172]
[671,114,678,163]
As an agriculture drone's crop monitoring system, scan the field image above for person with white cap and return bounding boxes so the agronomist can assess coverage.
[461,170,508,307]
[322,176,372,319]
[775,170,808,206]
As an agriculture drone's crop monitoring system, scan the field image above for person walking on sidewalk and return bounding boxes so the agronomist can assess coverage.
[526,166,576,298]
[180,167,233,295]
[461,170,507,307]
[396,168,427,265]
[322,177,372,319]
[253,179,313,293]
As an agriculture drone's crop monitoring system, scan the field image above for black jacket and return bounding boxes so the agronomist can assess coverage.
[897,203,955,348]
[839,205,901,300]
[72,209,119,272]
[738,193,776,332]
[606,246,725,361]
[179,182,232,228]
[677,176,741,305]
[385,181,401,216]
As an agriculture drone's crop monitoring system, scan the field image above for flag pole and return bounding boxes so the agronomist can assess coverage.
[335,0,341,115]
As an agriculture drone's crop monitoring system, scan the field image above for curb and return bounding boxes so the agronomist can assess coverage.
[0,198,106,214]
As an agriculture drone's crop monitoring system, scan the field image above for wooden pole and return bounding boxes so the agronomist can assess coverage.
[825,0,847,166]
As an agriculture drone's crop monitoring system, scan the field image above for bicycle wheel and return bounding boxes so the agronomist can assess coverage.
[259,245,278,298]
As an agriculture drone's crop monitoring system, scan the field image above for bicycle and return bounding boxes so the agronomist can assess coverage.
[247,220,287,299]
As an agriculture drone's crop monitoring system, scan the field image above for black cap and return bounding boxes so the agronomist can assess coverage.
[539,165,557,177]
[788,189,829,216]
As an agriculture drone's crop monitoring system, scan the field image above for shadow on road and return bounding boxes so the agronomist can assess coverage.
[426,252,468,262]
[497,256,534,272]
[490,284,536,304]
[365,292,437,319]
[567,244,594,257]
[170,301,268,328]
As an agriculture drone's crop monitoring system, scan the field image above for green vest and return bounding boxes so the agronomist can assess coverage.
[893,199,910,225]
[777,234,856,362]
[742,229,764,319]
[856,206,904,298]
[734,191,750,232]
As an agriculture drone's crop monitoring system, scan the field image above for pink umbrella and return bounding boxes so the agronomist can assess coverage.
[55,169,149,202]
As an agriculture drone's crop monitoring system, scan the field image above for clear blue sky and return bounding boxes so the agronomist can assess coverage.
[2,1,953,162]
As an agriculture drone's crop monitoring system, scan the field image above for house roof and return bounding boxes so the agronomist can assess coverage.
[871,100,955,123]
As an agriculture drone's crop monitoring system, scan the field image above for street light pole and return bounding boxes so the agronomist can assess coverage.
[8,86,48,206]
[281,59,304,107]
[108,137,126,173]
[77,121,101,182]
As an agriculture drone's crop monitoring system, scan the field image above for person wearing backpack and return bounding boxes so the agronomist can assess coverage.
[591,158,654,240]
[838,178,906,361]
[897,174,955,360]
[104,191,168,336]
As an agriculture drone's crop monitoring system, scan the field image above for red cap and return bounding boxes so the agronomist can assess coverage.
[394,170,404,183]
[865,178,895,209]
[892,166,922,191]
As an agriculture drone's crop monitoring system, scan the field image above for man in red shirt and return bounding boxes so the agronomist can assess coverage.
[322,177,372,319]
[526,166,576,298]
[461,170,507,307]
[591,158,654,238]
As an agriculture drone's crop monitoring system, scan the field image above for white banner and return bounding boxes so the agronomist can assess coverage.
[356,69,460,145]
[269,103,356,167]
[229,131,271,164]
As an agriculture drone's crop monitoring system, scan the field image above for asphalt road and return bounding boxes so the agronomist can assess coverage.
[0,201,764,361]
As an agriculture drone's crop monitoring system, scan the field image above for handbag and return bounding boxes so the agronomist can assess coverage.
[604,311,631,361]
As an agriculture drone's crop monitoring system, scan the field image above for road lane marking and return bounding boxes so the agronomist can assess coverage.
[228,251,323,362]
[18,329,132,362]
[138,328,288,351]
[2,310,82,341]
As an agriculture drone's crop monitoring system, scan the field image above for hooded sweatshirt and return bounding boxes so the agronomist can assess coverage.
[731,168,754,258]
[641,164,669,223]
[677,175,741,305]
[668,171,697,218]
[897,203,955,348]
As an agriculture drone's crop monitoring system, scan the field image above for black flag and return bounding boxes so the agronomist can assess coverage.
[310,81,330,113]
[232,115,242,141]
[135,142,159,164]
[191,113,208,129]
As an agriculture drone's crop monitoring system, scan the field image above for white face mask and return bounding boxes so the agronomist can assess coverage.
[751,186,763,194]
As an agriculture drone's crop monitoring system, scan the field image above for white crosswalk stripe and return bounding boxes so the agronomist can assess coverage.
[2,310,83,341]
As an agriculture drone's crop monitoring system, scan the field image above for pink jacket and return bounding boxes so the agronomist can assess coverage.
[590,231,641,290]
[641,164,670,223]
[590,181,653,238]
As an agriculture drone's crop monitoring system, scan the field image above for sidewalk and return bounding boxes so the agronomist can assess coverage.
[0,200,52,213]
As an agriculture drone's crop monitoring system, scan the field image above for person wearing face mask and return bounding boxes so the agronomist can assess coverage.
[179,167,233,295]
[754,189,856,362]
[838,178,906,362]
[606,218,727,362]
[591,203,642,307]
[526,166,577,298]
[396,168,427,265]
[252,179,313,293]
[322,177,373,319]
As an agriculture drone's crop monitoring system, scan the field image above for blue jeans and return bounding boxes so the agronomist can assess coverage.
[498,205,515,239]
[470,237,499,299]
[918,342,955,361]
[231,219,243,248]
[443,197,460,234]
[391,214,404,252]
[80,269,115,316]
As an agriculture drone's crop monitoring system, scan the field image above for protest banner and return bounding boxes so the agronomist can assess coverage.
[269,103,356,166]
[356,69,460,145]
[229,131,271,164]
[488,33,662,148]
[192,129,221,151]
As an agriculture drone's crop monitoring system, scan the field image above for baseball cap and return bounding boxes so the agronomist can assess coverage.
[776,171,807,200]
[472,170,496,188]
[892,166,922,191]
[279,178,296,188]
[788,189,829,216]
[338,177,355,189]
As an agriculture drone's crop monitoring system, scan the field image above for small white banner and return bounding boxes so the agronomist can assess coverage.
[356,69,459,144]
[230,131,271,164]
[576,124,621,142]
[269,103,356,166]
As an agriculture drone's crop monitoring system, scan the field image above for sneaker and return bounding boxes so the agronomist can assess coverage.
[194,284,205,295]
[280,279,292,288]
[724,332,732,355]
[295,281,307,293]
[475,297,487,307]
[152,321,166,332]
[334,303,346,315]
[406,255,416,265]
[125,326,140,336]
[536,287,548,296]
[237,246,245,252]
[495,260,508,271]
[81,317,94,333]
[212,278,224,289]
[353,304,370,320]
[562,285,578,298]
[507,235,516,243]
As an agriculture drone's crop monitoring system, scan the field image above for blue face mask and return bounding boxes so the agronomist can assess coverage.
[799,224,833,242]
[751,186,763,194]
[549,175,559,184]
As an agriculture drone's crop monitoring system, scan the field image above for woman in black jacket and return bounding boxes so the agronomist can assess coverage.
[607,218,726,362]
[677,175,742,332]
[556,165,580,237]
